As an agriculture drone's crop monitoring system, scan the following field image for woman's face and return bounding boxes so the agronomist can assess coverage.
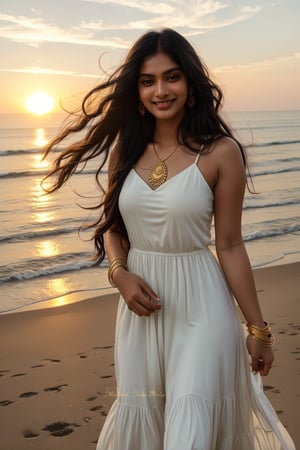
[138,51,189,123]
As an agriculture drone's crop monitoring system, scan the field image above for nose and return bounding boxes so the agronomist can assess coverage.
[156,79,168,97]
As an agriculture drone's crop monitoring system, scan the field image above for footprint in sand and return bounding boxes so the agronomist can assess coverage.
[42,421,80,437]
[90,405,104,412]
[11,373,26,377]
[0,400,14,406]
[31,364,44,368]
[86,395,98,401]
[44,384,68,393]
[20,392,38,398]
[263,385,275,391]
[23,429,39,439]
[43,358,61,363]
[100,375,113,379]
[0,369,10,377]
[263,385,280,394]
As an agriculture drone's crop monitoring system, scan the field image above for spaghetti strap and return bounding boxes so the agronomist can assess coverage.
[194,153,200,165]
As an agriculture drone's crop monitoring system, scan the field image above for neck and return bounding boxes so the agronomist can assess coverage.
[153,120,180,148]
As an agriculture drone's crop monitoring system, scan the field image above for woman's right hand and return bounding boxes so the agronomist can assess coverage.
[112,268,162,316]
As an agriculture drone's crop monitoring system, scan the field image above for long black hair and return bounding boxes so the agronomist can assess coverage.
[43,28,247,264]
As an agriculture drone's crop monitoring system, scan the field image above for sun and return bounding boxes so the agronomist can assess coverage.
[25,92,55,116]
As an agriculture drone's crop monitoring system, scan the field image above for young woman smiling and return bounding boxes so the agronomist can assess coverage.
[44,29,295,450]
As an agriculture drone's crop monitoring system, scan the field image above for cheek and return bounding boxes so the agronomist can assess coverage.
[138,87,149,102]
[177,81,189,99]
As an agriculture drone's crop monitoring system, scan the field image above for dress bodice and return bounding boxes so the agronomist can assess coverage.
[118,160,214,253]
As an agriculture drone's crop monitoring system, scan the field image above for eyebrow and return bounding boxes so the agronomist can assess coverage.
[138,66,181,77]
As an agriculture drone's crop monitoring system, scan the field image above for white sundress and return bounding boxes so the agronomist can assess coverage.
[96,154,295,450]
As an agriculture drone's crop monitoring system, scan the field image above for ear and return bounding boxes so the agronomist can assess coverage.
[187,91,195,109]
[139,101,145,116]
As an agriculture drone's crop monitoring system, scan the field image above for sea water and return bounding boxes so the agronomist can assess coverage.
[0,111,299,313]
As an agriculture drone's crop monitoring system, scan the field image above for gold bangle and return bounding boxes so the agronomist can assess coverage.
[108,259,128,287]
[246,321,275,347]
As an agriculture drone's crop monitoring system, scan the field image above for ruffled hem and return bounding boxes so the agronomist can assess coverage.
[165,391,254,450]
[165,389,294,450]
[96,385,295,450]
[96,400,164,450]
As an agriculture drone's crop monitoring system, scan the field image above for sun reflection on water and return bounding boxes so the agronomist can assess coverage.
[36,240,59,258]
[33,128,49,148]
[46,278,73,307]
[31,178,51,209]
[34,211,53,223]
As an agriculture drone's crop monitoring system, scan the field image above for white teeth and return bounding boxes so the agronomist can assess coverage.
[155,100,173,105]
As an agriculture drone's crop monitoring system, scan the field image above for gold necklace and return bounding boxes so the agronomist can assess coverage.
[148,142,179,189]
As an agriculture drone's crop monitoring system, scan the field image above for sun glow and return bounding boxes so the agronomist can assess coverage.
[25,92,55,115]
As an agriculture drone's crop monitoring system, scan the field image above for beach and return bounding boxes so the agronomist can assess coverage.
[0,262,299,449]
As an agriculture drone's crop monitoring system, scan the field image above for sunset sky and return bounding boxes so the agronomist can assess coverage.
[0,0,299,117]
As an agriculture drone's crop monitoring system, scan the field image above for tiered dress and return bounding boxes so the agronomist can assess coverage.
[96,154,295,450]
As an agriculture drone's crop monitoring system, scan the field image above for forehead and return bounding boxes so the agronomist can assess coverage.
[139,51,179,74]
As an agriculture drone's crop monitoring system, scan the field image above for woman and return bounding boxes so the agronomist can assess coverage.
[44,29,295,449]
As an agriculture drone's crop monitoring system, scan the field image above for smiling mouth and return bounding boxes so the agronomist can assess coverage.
[152,99,175,106]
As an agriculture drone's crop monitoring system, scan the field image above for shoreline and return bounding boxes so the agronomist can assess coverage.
[0,261,299,449]
[2,250,300,316]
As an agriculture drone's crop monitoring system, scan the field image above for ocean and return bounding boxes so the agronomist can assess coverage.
[0,110,300,314]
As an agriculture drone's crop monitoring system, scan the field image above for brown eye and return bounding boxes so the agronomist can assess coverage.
[140,78,153,87]
[168,73,180,82]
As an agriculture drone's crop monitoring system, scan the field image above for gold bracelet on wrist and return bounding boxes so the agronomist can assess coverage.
[108,258,128,287]
[246,321,275,347]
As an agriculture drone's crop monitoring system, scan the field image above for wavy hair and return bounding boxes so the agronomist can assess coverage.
[43,28,248,264]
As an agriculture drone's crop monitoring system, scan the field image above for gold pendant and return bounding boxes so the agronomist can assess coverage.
[148,160,168,189]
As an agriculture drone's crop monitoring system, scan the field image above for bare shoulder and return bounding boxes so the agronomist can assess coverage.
[209,137,245,182]
[211,136,244,165]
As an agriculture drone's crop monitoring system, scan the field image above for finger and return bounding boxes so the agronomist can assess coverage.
[127,295,159,316]
[259,361,272,376]
[140,284,161,304]
[128,301,152,316]
[251,356,259,374]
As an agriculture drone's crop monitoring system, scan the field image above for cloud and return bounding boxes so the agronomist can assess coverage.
[78,0,263,35]
[214,52,300,74]
[79,0,231,31]
[0,1,264,48]
[0,13,129,48]
[81,0,228,16]
[0,66,99,78]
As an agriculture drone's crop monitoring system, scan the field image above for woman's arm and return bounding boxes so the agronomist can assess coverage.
[104,148,161,316]
[213,138,274,375]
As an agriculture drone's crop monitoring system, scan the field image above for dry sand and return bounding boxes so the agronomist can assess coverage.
[0,262,299,449]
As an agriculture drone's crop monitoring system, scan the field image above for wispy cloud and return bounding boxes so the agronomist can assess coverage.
[81,0,228,16]
[0,1,264,47]
[0,66,99,78]
[0,13,129,48]
[79,0,262,34]
[215,52,300,73]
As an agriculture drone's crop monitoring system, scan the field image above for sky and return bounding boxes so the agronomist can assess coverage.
[0,0,299,119]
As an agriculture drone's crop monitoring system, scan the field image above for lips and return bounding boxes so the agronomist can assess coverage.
[152,99,175,109]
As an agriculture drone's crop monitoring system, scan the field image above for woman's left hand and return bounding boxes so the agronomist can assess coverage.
[246,334,274,376]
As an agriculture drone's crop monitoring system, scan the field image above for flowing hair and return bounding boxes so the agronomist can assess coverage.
[43,28,248,264]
